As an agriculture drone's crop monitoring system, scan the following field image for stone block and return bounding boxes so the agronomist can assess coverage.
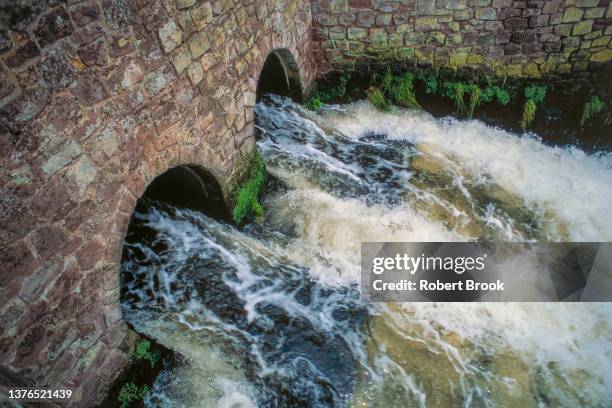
[101,0,132,30]
[554,24,572,36]
[158,20,183,54]
[376,13,392,26]
[447,33,463,45]
[418,0,436,14]
[592,36,610,47]
[529,14,549,27]
[191,3,213,30]
[71,2,102,27]
[575,0,598,6]
[542,0,560,14]
[370,29,388,48]
[356,12,375,27]
[330,0,348,13]
[453,9,473,20]
[329,27,347,40]
[476,7,496,20]
[188,31,210,58]
[562,7,583,22]
[446,0,467,9]
[5,40,39,69]
[572,20,593,35]
[590,48,612,62]
[35,7,74,47]
[172,45,191,74]
[175,0,196,9]
[187,62,203,85]
[317,14,338,26]
[504,17,528,30]
[348,27,368,40]
[415,16,438,31]
[584,7,605,18]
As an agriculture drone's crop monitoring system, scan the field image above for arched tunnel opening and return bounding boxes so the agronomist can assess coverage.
[256,50,302,103]
[120,165,227,307]
[135,165,226,219]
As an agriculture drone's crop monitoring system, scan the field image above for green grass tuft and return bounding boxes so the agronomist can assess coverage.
[520,85,547,129]
[232,151,266,225]
[118,382,149,408]
[580,96,605,126]
[304,74,350,111]
[367,86,390,111]
[134,339,159,368]
[424,75,438,94]
[452,82,466,115]
[389,73,420,109]
[524,85,547,105]
[304,96,323,111]
[468,84,481,119]
[494,87,510,106]
[521,99,537,130]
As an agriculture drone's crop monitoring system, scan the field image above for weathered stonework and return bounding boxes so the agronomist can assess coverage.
[310,0,612,82]
[0,0,315,405]
[1,0,611,405]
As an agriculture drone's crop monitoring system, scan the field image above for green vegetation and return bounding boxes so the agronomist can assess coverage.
[480,85,510,106]
[304,95,323,111]
[521,99,537,130]
[367,86,390,111]
[521,85,547,129]
[468,84,481,119]
[581,96,605,126]
[304,74,349,111]
[118,382,149,408]
[232,151,266,225]
[368,68,419,110]
[421,74,438,94]
[308,70,556,126]
[134,339,159,368]
[388,73,420,109]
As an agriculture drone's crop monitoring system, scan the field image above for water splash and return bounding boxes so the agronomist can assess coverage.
[122,95,612,407]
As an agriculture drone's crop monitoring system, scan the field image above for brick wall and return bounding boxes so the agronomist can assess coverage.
[0,0,314,405]
[310,0,612,81]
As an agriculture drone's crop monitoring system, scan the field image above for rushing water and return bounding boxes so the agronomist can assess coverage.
[121,95,612,407]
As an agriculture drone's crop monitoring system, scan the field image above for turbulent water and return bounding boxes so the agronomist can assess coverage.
[121,95,612,407]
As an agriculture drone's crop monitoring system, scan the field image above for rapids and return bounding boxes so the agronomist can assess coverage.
[121,95,612,407]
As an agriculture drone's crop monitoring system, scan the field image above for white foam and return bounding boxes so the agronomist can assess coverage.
[323,102,612,241]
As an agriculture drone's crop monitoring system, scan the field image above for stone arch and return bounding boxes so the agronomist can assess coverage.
[256,48,303,102]
[131,164,227,220]
[119,162,227,316]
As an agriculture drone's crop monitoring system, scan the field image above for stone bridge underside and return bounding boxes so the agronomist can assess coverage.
[0,0,315,403]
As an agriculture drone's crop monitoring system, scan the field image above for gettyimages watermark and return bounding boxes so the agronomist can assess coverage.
[361,242,612,302]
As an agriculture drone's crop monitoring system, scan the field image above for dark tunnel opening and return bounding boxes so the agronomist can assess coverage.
[136,165,227,220]
[256,50,302,103]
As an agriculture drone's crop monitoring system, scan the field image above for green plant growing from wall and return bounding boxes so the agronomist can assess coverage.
[134,339,159,368]
[480,86,510,106]
[232,151,266,225]
[367,86,390,111]
[423,74,438,94]
[304,95,323,111]
[389,73,420,109]
[118,382,149,408]
[521,85,547,129]
[440,82,467,115]
[304,74,350,111]
[580,96,605,126]
[468,84,481,119]
[368,68,420,110]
